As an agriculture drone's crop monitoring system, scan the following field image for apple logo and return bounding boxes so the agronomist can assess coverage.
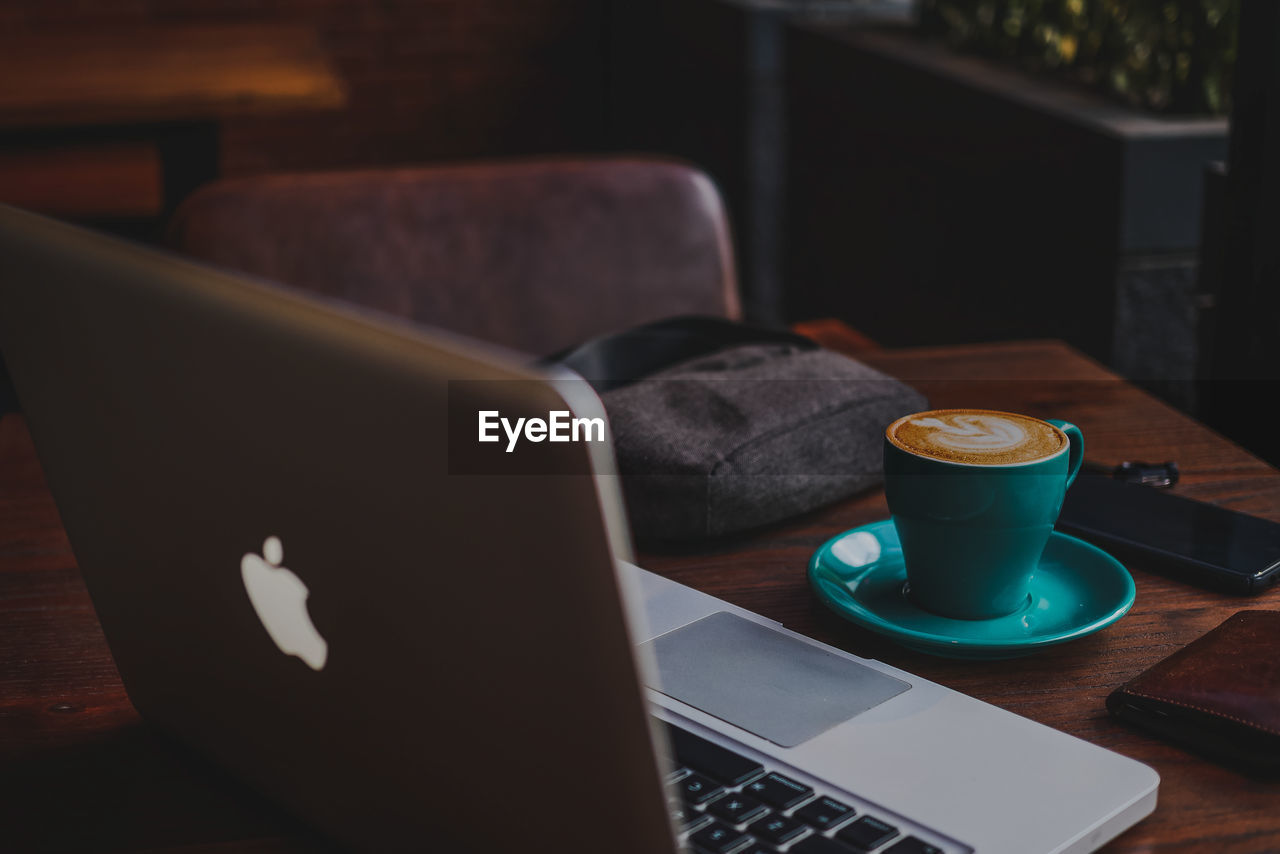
[241,536,328,671]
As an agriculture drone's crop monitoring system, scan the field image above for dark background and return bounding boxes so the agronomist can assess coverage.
[0,0,610,174]
[2,0,1277,463]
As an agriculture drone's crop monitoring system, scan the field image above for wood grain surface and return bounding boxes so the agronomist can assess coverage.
[2,338,1278,852]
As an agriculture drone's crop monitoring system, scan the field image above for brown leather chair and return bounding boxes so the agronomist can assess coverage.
[169,157,741,355]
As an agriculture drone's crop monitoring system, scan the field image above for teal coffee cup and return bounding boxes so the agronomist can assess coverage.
[883,408,1084,620]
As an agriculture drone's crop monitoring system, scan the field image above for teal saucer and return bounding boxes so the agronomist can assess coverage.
[808,520,1135,659]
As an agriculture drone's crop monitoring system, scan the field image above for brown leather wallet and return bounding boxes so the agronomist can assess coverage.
[1107,610,1280,773]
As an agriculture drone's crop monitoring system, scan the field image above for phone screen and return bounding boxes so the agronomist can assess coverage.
[1057,475,1280,593]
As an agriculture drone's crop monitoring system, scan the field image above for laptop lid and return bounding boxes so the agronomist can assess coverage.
[0,205,676,853]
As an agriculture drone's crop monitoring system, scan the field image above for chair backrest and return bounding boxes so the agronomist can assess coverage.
[169,157,741,355]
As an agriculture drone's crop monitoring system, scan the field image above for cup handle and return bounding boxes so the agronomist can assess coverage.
[1046,419,1084,488]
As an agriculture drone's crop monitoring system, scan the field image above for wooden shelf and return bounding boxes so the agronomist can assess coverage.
[0,24,347,130]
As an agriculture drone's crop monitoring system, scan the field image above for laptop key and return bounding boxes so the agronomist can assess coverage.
[794,795,856,831]
[670,801,713,833]
[883,838,944,854]
[707,792,769,824]
[675,772,725,806]
[689,820,753,854]
[665,723,766,786]
[836,815,900,851]
[742,772,814,810]
[738,846,780,854]
[790,835,858,854]
[747,812,809,845]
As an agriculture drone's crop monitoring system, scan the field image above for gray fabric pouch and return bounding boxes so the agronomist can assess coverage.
[600,342,927,541]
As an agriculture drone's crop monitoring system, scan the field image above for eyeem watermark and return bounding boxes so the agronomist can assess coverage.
[478,410,606,453]
[448,381,610,475]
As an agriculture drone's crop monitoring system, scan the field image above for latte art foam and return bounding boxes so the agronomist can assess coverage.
[888,409,1065,465]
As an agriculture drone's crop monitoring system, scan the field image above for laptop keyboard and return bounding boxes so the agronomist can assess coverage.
[662,720,947,854]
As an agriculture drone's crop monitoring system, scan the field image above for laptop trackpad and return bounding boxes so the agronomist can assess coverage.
[641,612,910,748]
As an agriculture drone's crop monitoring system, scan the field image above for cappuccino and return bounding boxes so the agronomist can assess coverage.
[887,409,1065,466]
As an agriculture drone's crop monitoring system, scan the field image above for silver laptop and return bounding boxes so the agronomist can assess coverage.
[0,205,1158,854]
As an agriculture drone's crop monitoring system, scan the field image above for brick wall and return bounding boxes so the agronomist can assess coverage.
[3,0,607,176]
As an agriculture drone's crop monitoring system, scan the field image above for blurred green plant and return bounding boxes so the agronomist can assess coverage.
[920,0,1238,114]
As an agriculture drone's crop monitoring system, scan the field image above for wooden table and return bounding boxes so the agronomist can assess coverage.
[3,339,1279,852]
[0,24,347,220]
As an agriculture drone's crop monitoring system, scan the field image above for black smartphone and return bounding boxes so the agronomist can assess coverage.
[1056,474,1280,595]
